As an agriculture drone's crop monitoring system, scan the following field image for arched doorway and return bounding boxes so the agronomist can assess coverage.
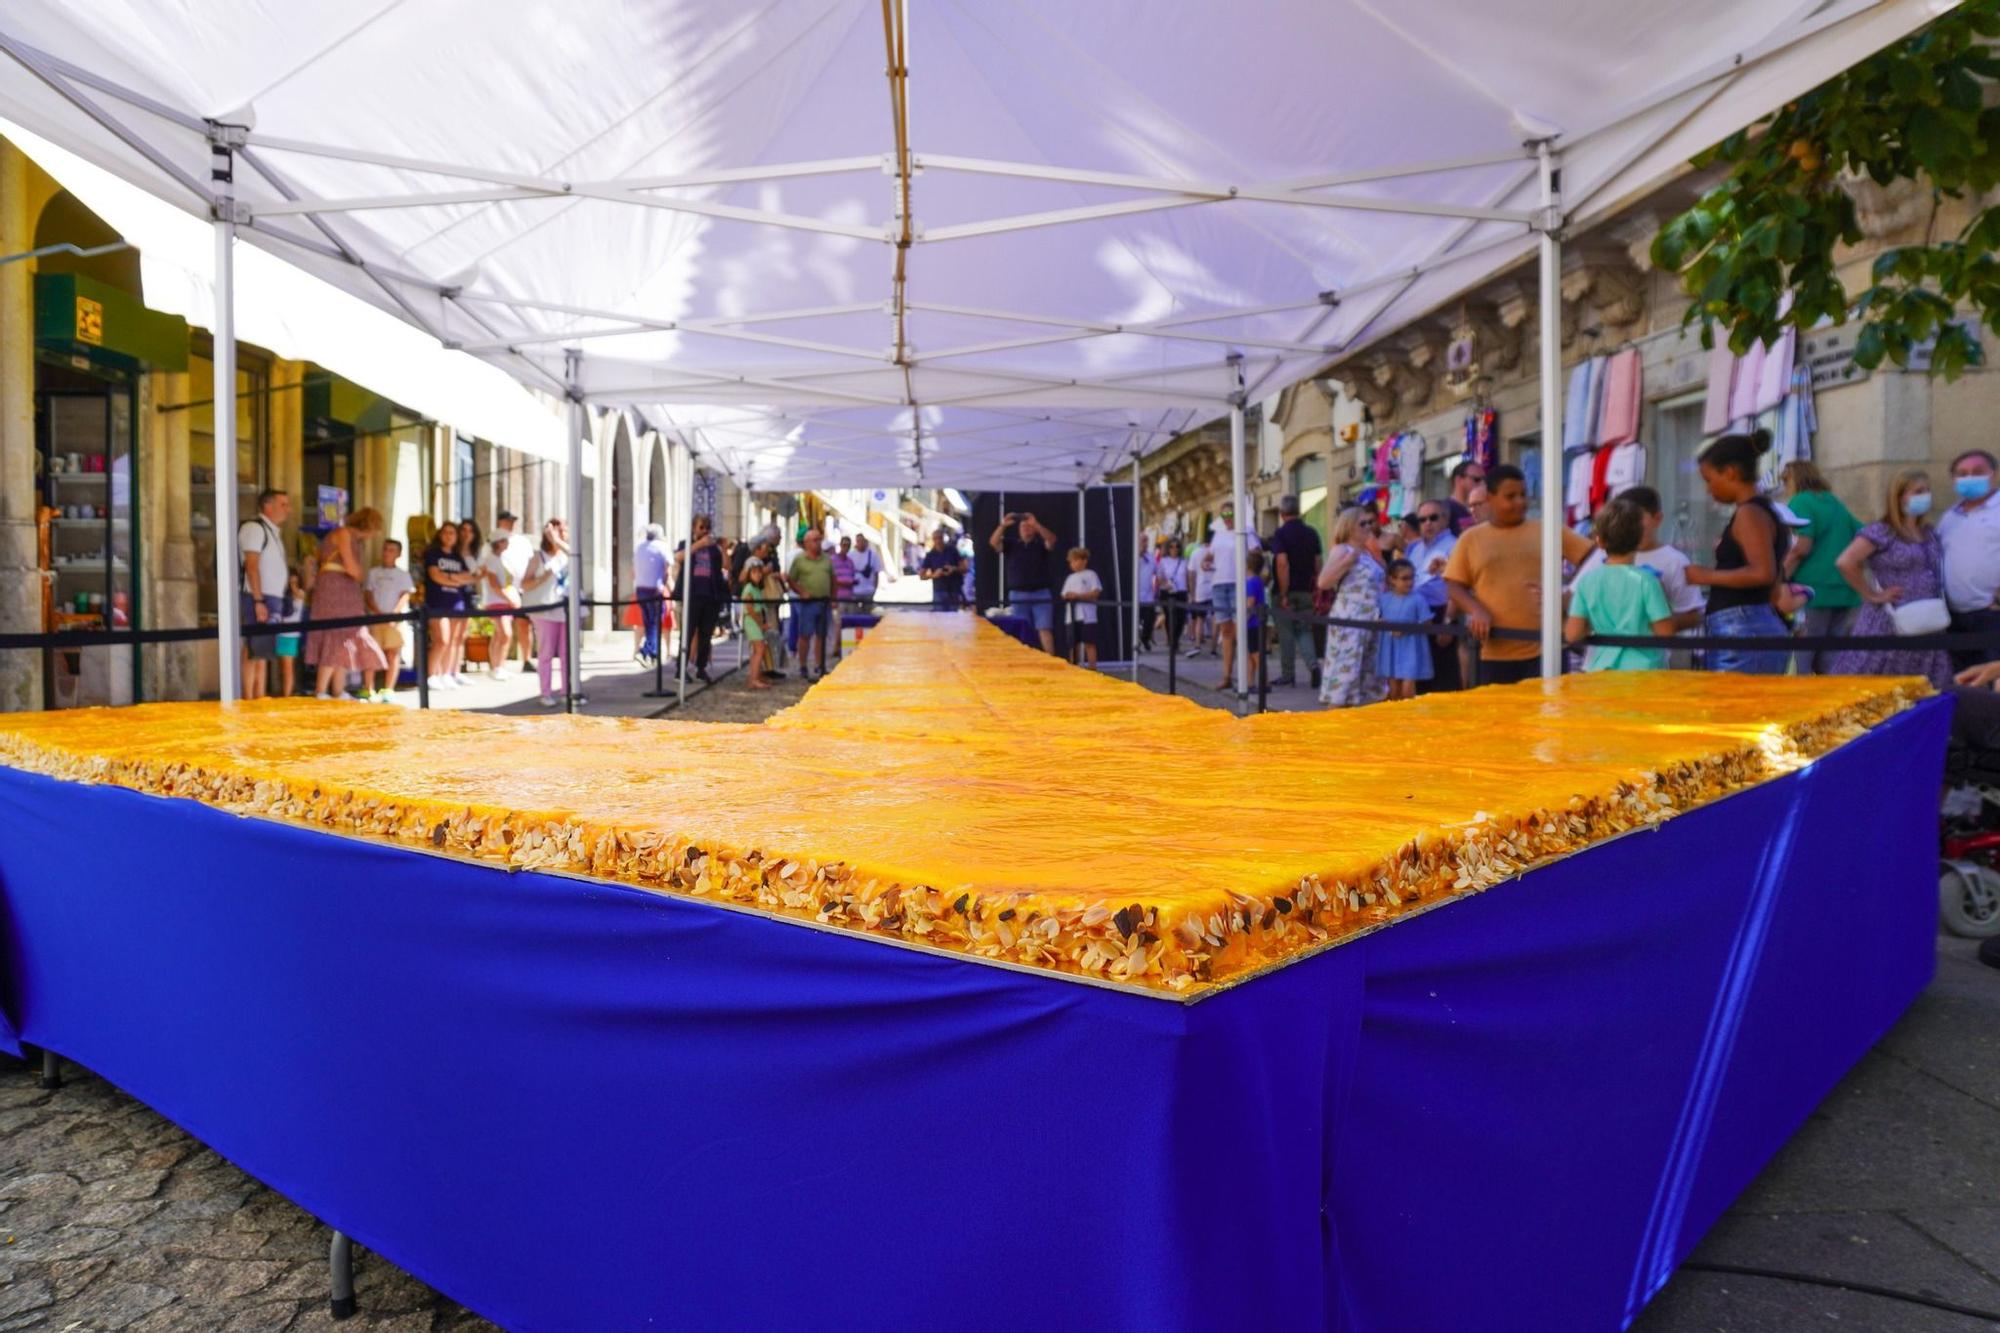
[648,437,667,527]
[611,418,634,608]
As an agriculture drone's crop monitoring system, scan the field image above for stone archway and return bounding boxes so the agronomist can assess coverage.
[610,416,634,607]
[647,436,667,527]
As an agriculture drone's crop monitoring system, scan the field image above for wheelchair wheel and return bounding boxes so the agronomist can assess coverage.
[1940,859,2000,938]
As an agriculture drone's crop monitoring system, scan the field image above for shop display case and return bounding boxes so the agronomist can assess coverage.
[36,366,136,707]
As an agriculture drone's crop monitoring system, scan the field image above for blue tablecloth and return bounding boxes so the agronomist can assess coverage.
[0,697,1949,1331]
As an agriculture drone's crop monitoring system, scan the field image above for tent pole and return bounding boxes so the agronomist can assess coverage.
[564,348,585,714]
[210,123,242,704]
[1131,456,1142,683]
[1534,141,1565,679]
[1228,356,1249,703]
[678,447,693,707]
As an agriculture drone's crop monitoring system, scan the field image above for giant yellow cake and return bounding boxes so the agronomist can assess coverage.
[0,614,1928,995]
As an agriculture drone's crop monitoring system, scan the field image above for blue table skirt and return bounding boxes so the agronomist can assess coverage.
[0,697,1950,1332]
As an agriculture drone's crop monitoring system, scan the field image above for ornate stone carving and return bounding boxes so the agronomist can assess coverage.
[1608,211,1663,275]
[1338,359,1398,423]
[1561,247,1647,337]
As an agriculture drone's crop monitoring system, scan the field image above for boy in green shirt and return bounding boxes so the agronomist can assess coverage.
[1565,497,1678,672]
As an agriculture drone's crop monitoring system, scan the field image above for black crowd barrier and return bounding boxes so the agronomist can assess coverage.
[15,586,2000,717]
[0,601,563,713]
[1028,594,2000,714]
[578,592,897,704]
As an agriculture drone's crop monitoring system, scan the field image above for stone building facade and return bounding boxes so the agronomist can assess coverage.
[1140,171,2000,563]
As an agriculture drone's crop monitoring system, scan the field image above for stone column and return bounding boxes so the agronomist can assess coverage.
[0,142,42,711]
[144,370,197,698]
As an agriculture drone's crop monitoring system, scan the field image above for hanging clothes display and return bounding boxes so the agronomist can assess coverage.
[1562,356,1606,451]
[1394,431,1425,515]
[1753,327,1796,416]
[1463,409,1499,473]
[1727,339,1766,423]
[1596,349,1643,450]
[1564,449,1595,525]
[1701,344,1737,436]
[1776,364,1818,465]
[1603,442,1647,500]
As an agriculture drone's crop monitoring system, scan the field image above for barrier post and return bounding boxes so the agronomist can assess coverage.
[1257,616,1269,713]
[329,1230,355,1320]
[414,606,431,710]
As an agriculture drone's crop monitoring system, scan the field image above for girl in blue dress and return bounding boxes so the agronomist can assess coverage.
[1374,558,1433,700]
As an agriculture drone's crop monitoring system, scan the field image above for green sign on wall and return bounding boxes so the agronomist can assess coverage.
[33,272,188,372]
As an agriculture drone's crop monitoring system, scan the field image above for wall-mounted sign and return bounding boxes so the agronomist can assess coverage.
[317,485,349,530]
[74,296,104,346]
[1800,326,1870,391]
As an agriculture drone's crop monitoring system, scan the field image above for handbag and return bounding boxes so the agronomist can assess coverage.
[1890,597,1949,637]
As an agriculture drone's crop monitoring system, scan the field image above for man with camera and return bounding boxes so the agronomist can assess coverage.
[990,510,1059,653]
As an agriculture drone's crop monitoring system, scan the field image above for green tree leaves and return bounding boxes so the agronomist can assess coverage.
[1654,0,1999,378]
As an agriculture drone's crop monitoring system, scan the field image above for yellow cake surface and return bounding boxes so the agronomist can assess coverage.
[0,613,1929,995]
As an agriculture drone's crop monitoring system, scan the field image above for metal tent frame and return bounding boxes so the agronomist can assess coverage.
[0,0,1940,700]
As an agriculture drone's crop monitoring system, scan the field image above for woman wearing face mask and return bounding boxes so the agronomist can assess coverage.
[1938,449,2000,671]
[1828,471,1951,687]
[1685,429,1791,674]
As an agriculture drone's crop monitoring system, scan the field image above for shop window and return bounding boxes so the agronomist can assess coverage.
[453,435,475,520]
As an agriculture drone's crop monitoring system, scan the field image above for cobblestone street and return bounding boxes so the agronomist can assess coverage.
[0,1056,491,1332]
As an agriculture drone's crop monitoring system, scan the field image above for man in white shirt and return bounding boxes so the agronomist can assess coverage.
[849,532,884,612]
[362,538,416,701]
[1199,500,1261,689]
[237,488,292,700]
[1406,501,1458,613]
[1940,449,2000,670]
[1404,500,1462,691]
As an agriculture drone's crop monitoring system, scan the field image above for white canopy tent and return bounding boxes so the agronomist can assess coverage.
[0,0,1945,700]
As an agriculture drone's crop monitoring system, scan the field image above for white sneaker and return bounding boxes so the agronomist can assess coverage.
[315,691,333,700]
[430,674,459,690]
[539,693,558,707]
[452,673,470,686]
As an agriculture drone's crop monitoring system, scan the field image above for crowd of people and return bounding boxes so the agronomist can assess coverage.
[235,499,573,705]
[241,436,2000,712]
[1124,434,2000,706]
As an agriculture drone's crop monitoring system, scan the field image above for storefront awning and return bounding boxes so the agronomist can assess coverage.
[0,116,574,469]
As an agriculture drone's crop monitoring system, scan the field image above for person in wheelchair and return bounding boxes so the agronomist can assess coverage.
[1944,660,2000,963]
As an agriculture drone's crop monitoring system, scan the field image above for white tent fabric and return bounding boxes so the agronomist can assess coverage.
[0,0,1939,491]
[0,116,573,467]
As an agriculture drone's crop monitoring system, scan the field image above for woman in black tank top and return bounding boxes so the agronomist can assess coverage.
[1686,428,1793,674]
